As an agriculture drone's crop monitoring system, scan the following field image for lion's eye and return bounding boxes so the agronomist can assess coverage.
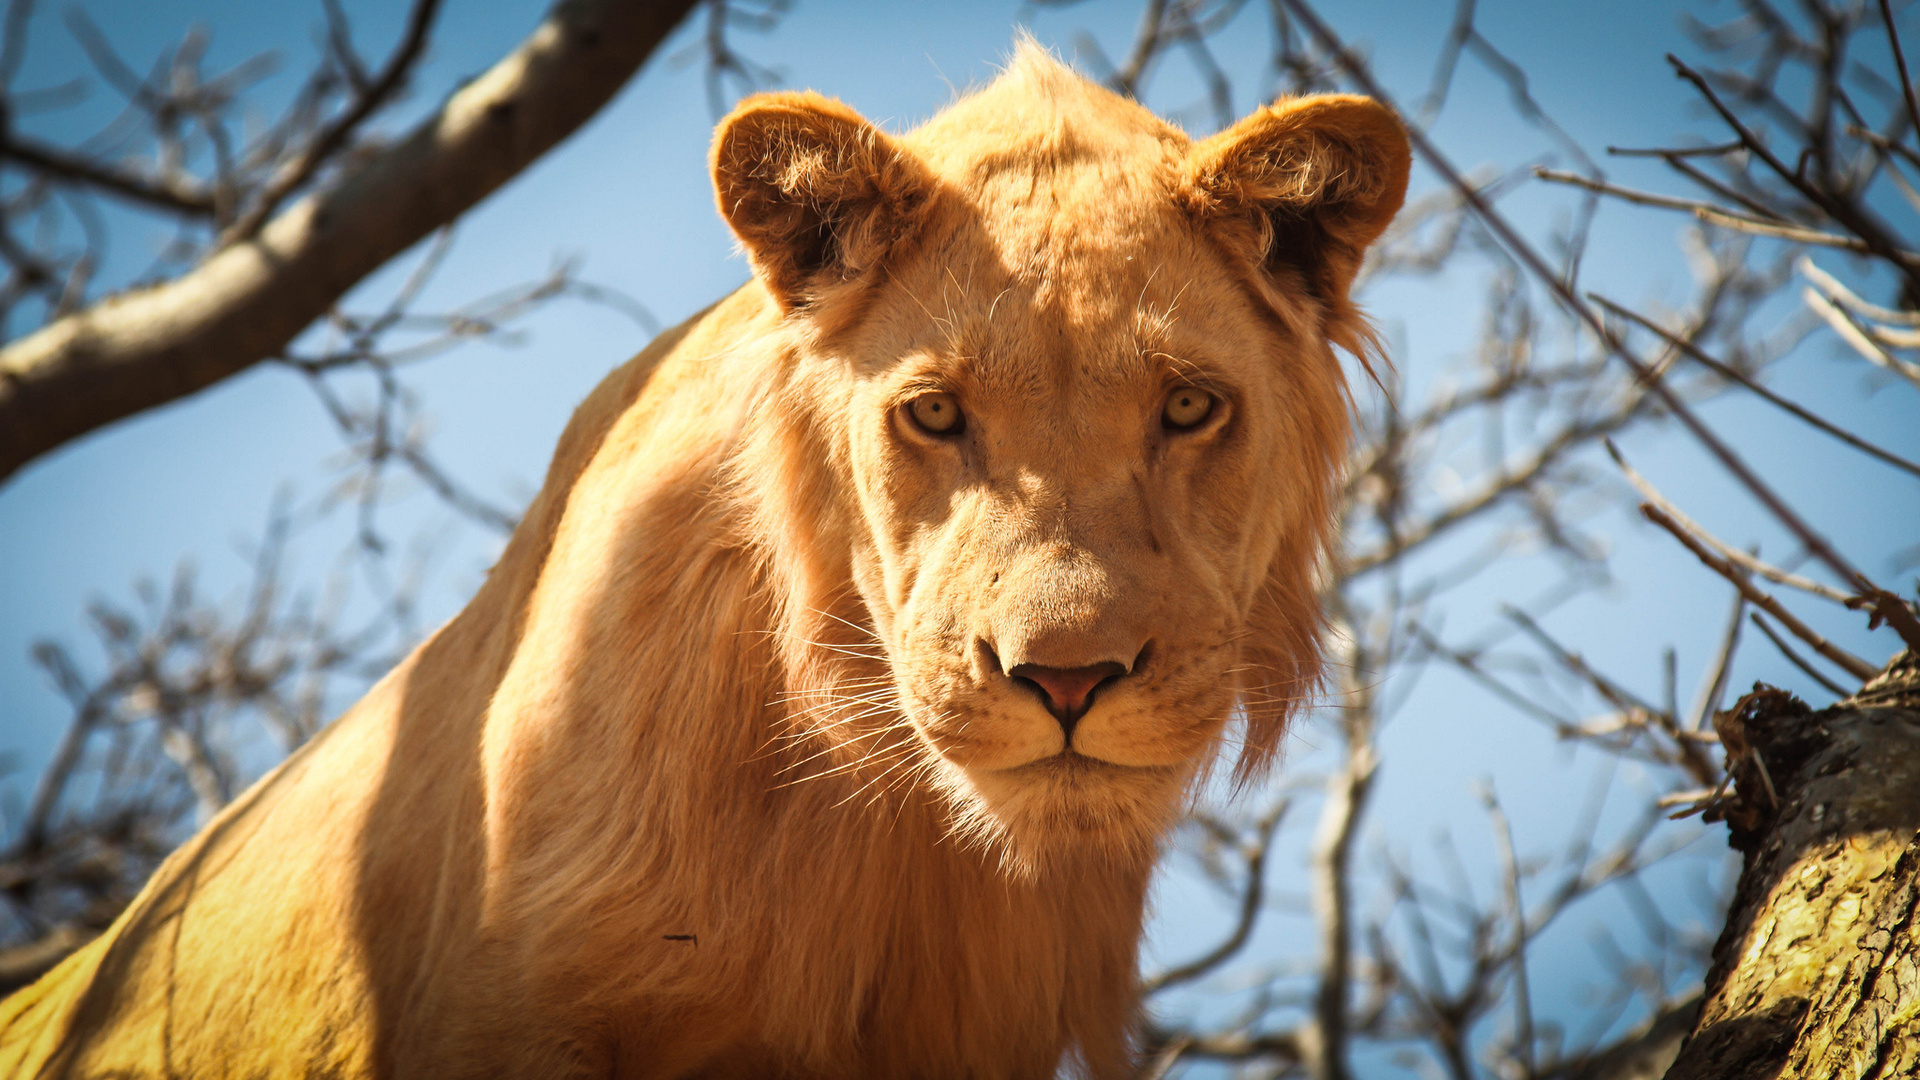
[907,392,965,435]
[1162,387,1214,430]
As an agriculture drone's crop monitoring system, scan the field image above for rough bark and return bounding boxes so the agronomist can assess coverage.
[1665,651,1920,1080]
[0,0,700,483]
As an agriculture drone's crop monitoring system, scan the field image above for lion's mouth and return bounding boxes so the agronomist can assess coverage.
[999,749,1176,779]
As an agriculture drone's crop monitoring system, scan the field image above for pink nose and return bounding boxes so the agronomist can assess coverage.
[1008,661,1130,736]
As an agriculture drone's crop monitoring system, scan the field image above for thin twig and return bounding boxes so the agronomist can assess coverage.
[1535,167,1903,257]
[1881,0,1920,144]
[1801,285,1920,388]
[1597,298,1920,480]
[1749,611,1849,697]
[1639,503,1878,682]
[1275,0,1890,637]
[220,0,444,244]
[1798,255,1920,326]
[1503,605,1721,785]
[1667,52,1920,296]
[1480,786,1535,1077]
[1690,583,1746,732]
[1604,439,1858,605]
[0,136,217,215]
[1144,800,1288,992]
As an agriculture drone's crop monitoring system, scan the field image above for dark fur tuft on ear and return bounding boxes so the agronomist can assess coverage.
[712,92,931,310]
[1177,95,1410,367]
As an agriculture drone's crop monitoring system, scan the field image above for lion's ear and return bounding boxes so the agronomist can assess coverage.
[1178,95,1410,337]
[712,91,930,310]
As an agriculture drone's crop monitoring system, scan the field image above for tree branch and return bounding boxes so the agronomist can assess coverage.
[1275,0,1886,611]
[1597,296,1920,479]
[219,0,444,244]
[1639,503,1878,682]
[1534,167,1911,259]
[0,0,702,484]
[0,134,218,216]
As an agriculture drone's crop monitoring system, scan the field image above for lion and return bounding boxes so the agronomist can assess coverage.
[0,44,1407,1079]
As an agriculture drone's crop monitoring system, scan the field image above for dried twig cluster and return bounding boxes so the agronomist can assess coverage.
[0,0,441,335]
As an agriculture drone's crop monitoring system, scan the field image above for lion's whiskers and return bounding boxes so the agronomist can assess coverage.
[770,735,915,791]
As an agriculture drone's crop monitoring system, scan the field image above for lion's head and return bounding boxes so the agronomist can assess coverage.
[714,46,1407,870]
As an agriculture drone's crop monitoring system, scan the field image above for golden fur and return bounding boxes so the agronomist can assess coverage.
[0,46,1407,1078]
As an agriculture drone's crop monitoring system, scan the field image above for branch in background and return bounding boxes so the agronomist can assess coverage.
[1108,0,1169,98]
[275,232,655,550]
[218,0,444,244]
[1665,54,1920,296]
[1596,297,1920,480]
[0,502,433,989]
[1881,0,1920,141]
[1534,168,1897,255]
[1689,585,1746,731]
[1748,612,1849,697]
[676,0,788,122]
[1141,800,1288,993]
[1603,439,1857,606]
[1482,785,1537,1077]
[1800,283,1920,388]
[1031,0,1251,130]
[1276,0,1896,625]
[1304,638,1377,1080]
[1797,256,1920,327]
[0,0,701,485]
[1503,605,1722,787]
[1639,503,1878,682]
[0,134,217,215]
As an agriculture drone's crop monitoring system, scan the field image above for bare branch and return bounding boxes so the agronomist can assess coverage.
[1481,785,1536,1076]
[1304,648,1377,1080]
[1639,503,1878,682]
[1801,284,1920,387]
[1604,438,1858,606]
[1143,799,1288,992]
[1534,167,1911,259]
[1879,0,1920,152]
[1749,611,1850,697]
[1690,584,1747,731]
[0,134,217,215]
[219,0,444,244]
[0,0,701,485]
[1666,52,1920,297]
[1278,0,1884,614]
[1597,296,1920,479]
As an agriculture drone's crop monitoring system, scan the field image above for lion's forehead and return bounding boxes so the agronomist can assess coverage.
[867,240,1265,403]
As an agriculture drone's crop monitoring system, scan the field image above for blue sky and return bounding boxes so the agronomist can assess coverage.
[2,0,1916,1066]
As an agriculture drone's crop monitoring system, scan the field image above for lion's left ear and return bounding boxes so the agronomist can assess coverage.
[1177,95,1410,341]
[712,91,931,310]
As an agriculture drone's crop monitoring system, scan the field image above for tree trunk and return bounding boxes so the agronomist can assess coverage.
[1665,651,1920,1080]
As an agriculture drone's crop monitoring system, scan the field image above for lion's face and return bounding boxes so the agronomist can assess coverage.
[715,51,1408,866]
[834,224,1320,854]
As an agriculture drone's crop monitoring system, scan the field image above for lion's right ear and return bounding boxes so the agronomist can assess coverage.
[712,92,930,310]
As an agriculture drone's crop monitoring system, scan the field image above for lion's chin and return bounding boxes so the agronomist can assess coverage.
[933,751,1193,876]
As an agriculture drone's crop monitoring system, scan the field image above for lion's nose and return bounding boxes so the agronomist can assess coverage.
[1007,661,1130,736]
